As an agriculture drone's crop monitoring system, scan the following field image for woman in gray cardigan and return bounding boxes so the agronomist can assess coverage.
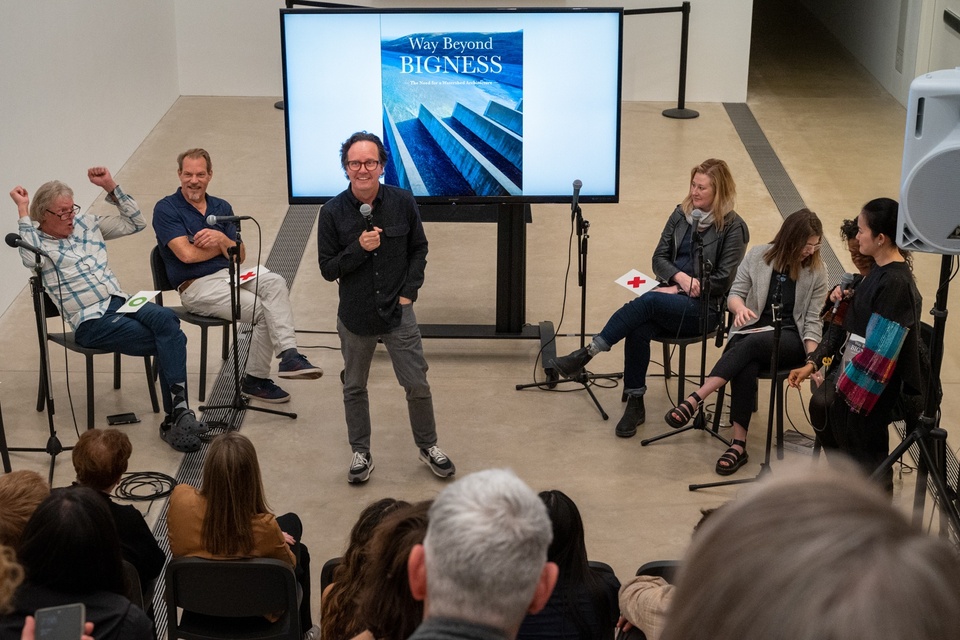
[665,209,829,475]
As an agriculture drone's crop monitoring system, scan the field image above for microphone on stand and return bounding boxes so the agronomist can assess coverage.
[360,203,374,232]
[206,214,252,225]
[571,179,582,213]
[831,272,856,313]
[5,233,50,258]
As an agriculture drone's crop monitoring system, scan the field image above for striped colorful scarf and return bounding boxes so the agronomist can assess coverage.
[836,313,908,415]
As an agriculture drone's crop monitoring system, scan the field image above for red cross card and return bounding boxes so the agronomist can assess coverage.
[227,265,271,285]
[615,269,657,297]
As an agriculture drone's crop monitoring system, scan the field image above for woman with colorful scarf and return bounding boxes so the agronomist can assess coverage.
[789,198,924,491]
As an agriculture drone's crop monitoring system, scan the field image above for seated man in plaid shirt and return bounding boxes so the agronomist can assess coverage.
[10,167,208,452]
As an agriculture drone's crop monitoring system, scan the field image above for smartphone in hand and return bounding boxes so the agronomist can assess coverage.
[34,603,85,640]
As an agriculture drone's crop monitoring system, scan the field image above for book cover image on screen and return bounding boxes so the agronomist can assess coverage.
[281,9,621,204]
[380,30,523,199]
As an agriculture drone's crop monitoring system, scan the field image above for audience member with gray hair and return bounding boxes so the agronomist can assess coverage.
[662,461,960,640]
[406,468,559,640]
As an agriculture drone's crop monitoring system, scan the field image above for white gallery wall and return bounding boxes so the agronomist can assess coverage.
[1,0,752,316]
[175,0,754,101]
[0,1,180,315]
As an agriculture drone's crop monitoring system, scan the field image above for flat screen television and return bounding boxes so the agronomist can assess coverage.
[280,7,623,205]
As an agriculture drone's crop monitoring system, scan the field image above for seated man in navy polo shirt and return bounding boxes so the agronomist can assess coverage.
[153,148,321,404]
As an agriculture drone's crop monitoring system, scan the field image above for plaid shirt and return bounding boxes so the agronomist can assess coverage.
[17,186,146,331]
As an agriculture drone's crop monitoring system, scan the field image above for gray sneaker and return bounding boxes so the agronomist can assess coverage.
[348,451,374,484]
[419,445,456,478]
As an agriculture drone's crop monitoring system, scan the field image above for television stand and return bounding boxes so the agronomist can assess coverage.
[417,203,556,361]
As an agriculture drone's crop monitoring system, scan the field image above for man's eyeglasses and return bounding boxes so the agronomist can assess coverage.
[46,204,81,220]
[346,160,381,171]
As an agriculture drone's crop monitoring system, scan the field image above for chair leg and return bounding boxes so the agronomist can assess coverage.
[775,376,785,460]
[37,367,46,412]
[86,354,96,430]
[114,352,121,389]
[144,357,160,414]
[199,327,209,402]
[676,344,687,400]
[662,342,672,380]
[220,325,229,360]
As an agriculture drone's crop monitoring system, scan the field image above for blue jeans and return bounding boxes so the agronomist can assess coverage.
[597,291,715,391]
[337,304,437,454]
[74,296,186,415]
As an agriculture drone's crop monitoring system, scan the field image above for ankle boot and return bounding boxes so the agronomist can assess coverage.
[550,347,593,379]
[615,395,645,438]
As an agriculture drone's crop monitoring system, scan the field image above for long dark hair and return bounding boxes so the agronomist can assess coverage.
[321,497,409,640]
[359,501,431,640]
[539,490,617,639]
[763,208,823,281]
[18,487,125,595]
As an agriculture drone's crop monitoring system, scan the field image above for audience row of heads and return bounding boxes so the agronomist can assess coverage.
[324,459,960,640]
[0,428,131,551]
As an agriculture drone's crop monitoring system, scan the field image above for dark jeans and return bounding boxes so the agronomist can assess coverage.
[709,328,805,431]
[276,512,313,631]
[597,291,715,391]
[74,296,186,415]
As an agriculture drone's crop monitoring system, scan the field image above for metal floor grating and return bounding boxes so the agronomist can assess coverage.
[150,204,321,636]
[723,102,845,284]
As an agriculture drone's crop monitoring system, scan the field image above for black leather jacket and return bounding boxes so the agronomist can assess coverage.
[651,205,750,304]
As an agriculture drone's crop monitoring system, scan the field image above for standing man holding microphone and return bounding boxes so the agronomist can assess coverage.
[317,131,455,484]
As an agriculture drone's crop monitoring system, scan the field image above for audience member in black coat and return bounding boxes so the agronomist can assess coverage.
[72,428,165,595]
[0,487,153,640]
[517,490,619,640]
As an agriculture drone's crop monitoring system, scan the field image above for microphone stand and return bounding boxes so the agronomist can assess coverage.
[642,219,730,447]
[690,273,785,491]
[516,200,622,419]
[871,254,960,533]
[0,256,68,483]
[199,222,297,421]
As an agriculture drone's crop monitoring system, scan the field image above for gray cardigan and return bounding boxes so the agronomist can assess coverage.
[728,244,829,344]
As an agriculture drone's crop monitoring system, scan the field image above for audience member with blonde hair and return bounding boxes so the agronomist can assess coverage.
[662,462,960,640]
[166,431,317,637]
[0,471,49,550]
[72,428,164,596]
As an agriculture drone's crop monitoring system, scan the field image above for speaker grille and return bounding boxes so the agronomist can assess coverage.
[901,146,960,254]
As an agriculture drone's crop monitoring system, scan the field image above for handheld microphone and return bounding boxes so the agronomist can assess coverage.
[206,214,252,225]
[571,179,582,213]
[360,203,374,232]
[831,272,856,313]
[5,233,49,258]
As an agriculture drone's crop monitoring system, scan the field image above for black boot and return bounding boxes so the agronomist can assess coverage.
[615,395,645,438]
[549,347,593,379]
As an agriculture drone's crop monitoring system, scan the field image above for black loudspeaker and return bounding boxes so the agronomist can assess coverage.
[899,68,960,255]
